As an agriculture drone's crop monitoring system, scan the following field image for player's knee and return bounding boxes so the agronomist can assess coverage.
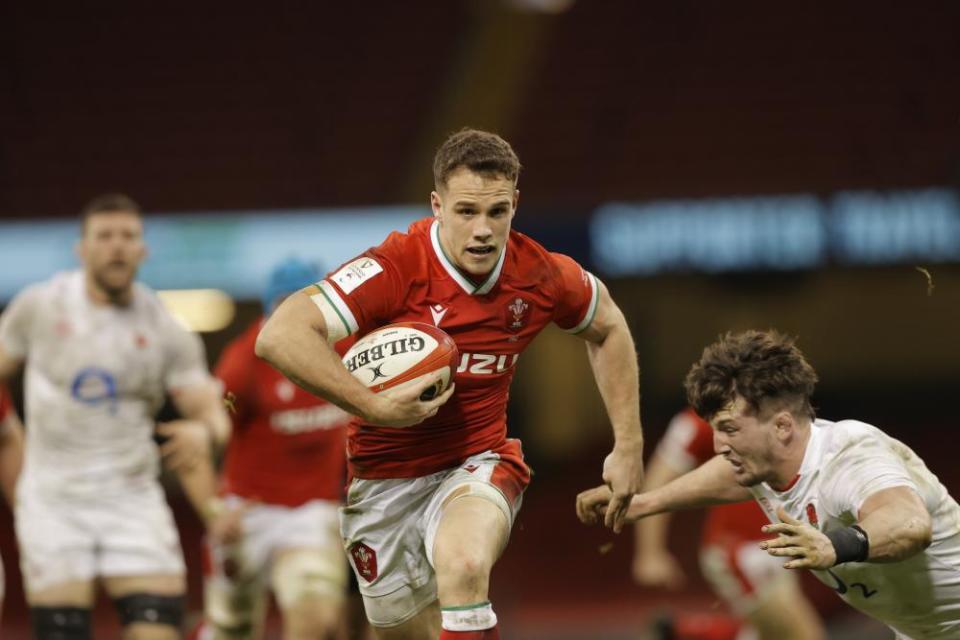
[283,601,340,640]
[31,606,92,640]
[114,593,184,637]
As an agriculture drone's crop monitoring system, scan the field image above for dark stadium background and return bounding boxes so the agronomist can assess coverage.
[1,2,958,638]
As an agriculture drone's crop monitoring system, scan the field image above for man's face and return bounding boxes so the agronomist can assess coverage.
[431,167,518,277]
[78,211,146,297]
[710,396,779,487]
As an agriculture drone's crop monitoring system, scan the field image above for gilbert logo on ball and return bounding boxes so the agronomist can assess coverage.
[342,322,459,402]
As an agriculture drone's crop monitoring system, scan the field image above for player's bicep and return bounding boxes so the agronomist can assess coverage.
[170,378,224,421]
[858,485,929,523]
[572,279,624,344]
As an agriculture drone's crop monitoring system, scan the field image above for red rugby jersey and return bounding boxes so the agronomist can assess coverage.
[316,217,599,479]
[216,319,349,506]
[656,408,770,546]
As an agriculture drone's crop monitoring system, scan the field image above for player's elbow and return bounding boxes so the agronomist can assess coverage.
[254,322,282,364]
[913,512,934,551]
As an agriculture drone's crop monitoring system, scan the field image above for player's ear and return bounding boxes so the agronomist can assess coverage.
[512,188,520,213]
[430,190,442,219]
[774,411,795,440]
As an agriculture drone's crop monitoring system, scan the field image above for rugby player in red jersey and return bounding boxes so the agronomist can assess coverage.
[196,259,354,640]
[256,129,644,639]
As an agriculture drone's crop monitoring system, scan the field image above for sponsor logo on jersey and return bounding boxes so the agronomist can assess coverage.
[275,379,296,402]
[430,304,448,326]
[456,352,520,375]
[350,542,378,582]
[332,257,383,294]
[505,297,530,332]
[270,404,349,434]
[70,367,118,413]
[342,336,427,373]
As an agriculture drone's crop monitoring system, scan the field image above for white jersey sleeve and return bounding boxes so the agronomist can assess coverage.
[818,421,918,517]
[160,315,212,392]
[0,282,45,359]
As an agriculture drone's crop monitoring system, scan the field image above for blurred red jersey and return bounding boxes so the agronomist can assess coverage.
[0,384,10,421]
[315,217,598,479]
[656,408,770,545]
[216,320,349,506]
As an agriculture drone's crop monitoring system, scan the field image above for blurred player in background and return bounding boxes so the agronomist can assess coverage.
[0,194,230,640]
[579,330,960,640]
[634,408,823,640]
[196,258,356,640]
[0,382,24,623]
[256,128,645,639]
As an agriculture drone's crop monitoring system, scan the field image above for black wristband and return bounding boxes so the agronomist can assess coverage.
[826,525,870,564]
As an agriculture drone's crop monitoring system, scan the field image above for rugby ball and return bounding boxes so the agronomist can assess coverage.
[342,322,458,401]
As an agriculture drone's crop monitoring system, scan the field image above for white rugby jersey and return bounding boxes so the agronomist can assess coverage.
[750,419,960,639]
[0,271,212,497]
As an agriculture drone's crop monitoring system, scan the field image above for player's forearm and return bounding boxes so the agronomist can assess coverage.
[586,318,642,451]
[0,419,24,505]
[635,455,682,552]
[256,307,374,419]
[628,456,751,520]
[173,454,220,526]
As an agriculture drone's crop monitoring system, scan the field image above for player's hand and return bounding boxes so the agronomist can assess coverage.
[760,506,837,569]
[157,420,212,472]
[576,484,614,525]
[364,374,455,428]
[601,442,644,533]
[206,499,249,546]
[633,550,686,590]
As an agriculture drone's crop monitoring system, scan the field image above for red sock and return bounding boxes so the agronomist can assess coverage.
[438,626,500,640]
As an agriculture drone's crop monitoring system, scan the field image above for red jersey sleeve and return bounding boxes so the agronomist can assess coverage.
[214,326,258,428]
[309,235,406,341]
[549,252,600,334]
[654,409,716,472]
[0,384,10,422]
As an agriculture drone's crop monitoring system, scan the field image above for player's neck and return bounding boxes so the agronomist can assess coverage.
[85,272,133,307]
[768,425,812,491]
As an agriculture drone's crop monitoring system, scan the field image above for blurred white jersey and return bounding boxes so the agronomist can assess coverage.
[750,419,960,639]
[0,270,211,498]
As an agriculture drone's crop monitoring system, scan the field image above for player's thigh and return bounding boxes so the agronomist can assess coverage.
[103,573,186,640]
[271,546,347,638]
[27,579,97,607]
[430,491,509,596]
[700,541,785,616]
[747,575,824,640]
[369,600,441,640]
[15,492,98,602]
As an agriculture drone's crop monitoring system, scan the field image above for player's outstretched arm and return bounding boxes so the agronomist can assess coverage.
[256,290,451,427]
[574,279,643,533]
[577,455,752,526]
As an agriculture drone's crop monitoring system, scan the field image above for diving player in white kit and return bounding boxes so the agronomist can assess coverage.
[577,330,960,640]
[0,194,231,640]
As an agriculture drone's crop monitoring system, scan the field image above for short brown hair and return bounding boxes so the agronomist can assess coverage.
[684,330,818,422]
[433,128,521,190]
[81,193,142,233]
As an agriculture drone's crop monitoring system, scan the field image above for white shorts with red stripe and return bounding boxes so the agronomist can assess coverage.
[340,439,530,625]
[700,540,795,615]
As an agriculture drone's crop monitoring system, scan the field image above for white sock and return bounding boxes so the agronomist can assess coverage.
[441,601,498,631]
